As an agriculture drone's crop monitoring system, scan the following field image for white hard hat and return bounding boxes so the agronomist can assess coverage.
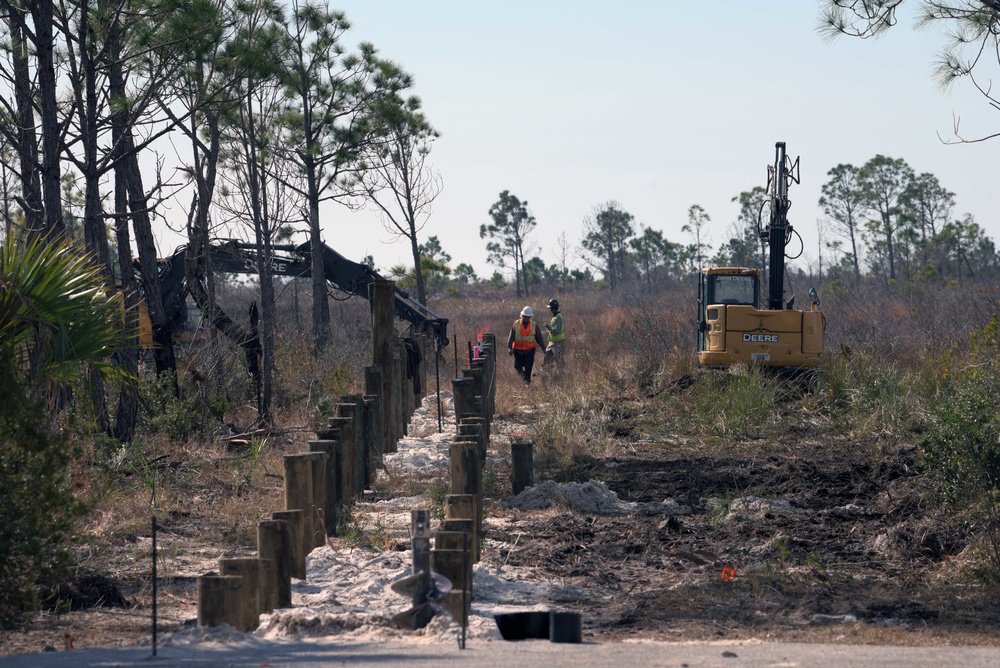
[520,306,533,317]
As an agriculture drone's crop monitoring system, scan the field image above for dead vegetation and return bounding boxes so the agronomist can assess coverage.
[3,280,1000,654]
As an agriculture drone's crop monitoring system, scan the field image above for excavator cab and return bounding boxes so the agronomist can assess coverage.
[697,268,760,353]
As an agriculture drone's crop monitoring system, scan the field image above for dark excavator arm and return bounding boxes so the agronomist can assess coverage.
[156,239,450,349]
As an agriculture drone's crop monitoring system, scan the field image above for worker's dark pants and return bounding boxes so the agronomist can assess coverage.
[513,349,536,384]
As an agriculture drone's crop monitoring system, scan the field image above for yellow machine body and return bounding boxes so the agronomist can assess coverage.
[697,267,823,369]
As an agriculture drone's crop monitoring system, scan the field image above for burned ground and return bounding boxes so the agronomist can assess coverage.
[491,433,1000,643]
[3,393,1000,655]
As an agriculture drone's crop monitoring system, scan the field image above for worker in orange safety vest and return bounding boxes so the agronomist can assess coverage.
[506,305,545,384]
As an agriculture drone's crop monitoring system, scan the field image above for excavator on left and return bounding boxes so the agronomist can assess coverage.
[134,239,449,349]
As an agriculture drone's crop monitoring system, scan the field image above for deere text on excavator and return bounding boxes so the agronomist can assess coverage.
[697,142,824,369]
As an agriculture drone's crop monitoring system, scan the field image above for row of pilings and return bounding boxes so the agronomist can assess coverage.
[193,282,526,633]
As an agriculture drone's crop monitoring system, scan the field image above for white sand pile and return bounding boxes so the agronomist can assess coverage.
[508,479,694,516]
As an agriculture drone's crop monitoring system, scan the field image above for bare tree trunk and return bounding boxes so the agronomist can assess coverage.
[33,0,64,235]
[112,170,138,443]
[306,164,330,351]
[409,232,425,306]
[187,112,225,391]
[8,17,44,236]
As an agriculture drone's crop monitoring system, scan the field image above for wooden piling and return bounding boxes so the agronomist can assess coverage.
[308,440,340,536]
[431,548,472,593]
[365,366,387,462]
[257,520,292,608]
[397,341,409,436]
[445,494,479,562]
[370,281,398,453]
[302,451,327,548]
[218,558,261,632]
[257,558,276,613]
[451,377,478,429]
[449,439,482,553]
[511,441,534,495]
[363,394,382,478]
[449,440,481,497]
[327,416,354,503]
[462,366,489,440]
[283,453,315,561]
[271,510,306,580]
[414,333,426,404]
[459,417,488,466]
[338,397,365,497]
[197,574,242,629]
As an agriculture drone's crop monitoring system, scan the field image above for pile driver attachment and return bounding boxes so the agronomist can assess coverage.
[696,142,824,369]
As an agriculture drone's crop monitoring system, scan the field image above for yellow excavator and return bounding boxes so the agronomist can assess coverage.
[697,142,824,369]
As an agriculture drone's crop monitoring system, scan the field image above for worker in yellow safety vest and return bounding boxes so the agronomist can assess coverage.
[507,306,545,384]
[542,298,565,368]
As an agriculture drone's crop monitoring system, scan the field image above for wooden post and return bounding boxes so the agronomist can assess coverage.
[308,440,340,536]
[258,521,292,607]
[463,366,489,440]
[459,417,488,467]
[257,558,276,614]
[197,575,242,629]
[370,281,398,453]
[363,394,381,481]
[451,377,478,430]
[327,416,354,503]
[219,558,261,632]
[338,397,365,497]
[283,454,314,560]
[449,438,482,551]
[449,440,481,497]
[257,520,292,608]
[414,333,426,404]
[393,339,404,438]
[431,548,471,625]
[364,365,386,465]
[511,441,534,495]
[445,495,479,562]
[302,451,327,548]
[431,548,472,592]
[272,510,305,580]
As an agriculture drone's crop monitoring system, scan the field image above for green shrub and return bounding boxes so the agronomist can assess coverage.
[920,315,1000,505]
[921,376,1000,504]
[919,315,1000,578]
[0,364,86,629]
[683,366,787,440]
[137,371,220,440]
[814,351,922,437]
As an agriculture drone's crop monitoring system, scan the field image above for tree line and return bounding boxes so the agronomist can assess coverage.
[460,156,997,299]
[0,0,442,433]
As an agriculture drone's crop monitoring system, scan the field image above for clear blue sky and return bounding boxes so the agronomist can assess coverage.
[212,2,1000,279]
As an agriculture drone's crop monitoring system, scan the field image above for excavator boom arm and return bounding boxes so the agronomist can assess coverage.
[155,239,449,348]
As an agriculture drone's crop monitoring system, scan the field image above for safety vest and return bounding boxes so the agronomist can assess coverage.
[512,319,537,351]
[548,312,565,342]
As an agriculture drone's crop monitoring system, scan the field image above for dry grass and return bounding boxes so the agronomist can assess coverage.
[70,278,999,562]
[8,275,997,648]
